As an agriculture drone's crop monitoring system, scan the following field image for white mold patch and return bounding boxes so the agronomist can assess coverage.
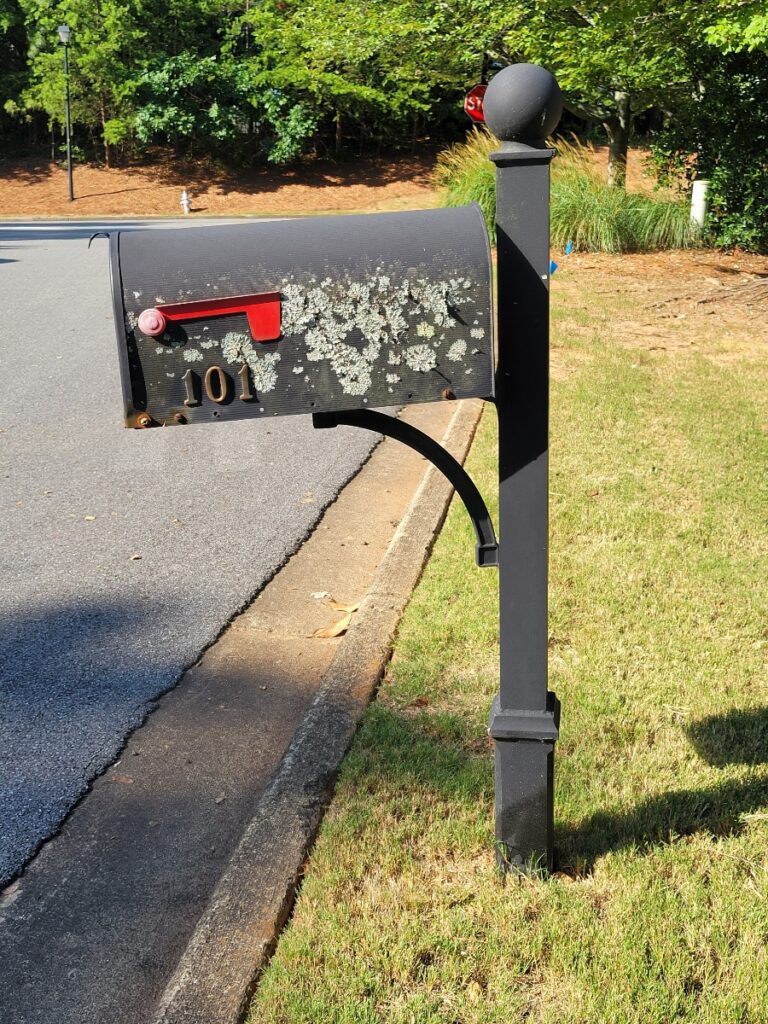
[275,268,480,395]
[246,351,281,393]
[221,331,281,393]
[447,339,467,362]
[199,338,218,350]
[404,344,437,373]
[470,327,485,339]
[386,373,401,384]
[221,331,252,364]
[183,349,203,362]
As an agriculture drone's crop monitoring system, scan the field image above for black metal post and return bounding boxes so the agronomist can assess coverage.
[484,64,563,873]
[62,38,74,202]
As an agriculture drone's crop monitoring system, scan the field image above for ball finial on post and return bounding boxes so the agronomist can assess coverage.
[483,63,563,144]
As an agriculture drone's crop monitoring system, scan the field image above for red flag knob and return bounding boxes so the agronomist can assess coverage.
[138,308,167,336]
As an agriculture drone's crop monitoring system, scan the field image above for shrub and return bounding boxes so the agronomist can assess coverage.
[435,130,698,253]
[434,127,497,229]
[650,49,768,253]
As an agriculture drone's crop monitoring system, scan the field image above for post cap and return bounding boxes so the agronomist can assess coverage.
[483,64,562,143]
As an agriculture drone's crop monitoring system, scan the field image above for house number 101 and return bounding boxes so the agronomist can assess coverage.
[182,365,253,406]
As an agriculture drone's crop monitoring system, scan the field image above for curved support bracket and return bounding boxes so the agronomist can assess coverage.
[313,409,498,568]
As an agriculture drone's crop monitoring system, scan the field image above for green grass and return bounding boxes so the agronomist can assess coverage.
[435,130,697,253]
[248,265,768,1023]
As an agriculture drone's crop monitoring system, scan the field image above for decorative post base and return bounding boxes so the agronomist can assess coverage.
[488,693,560,872]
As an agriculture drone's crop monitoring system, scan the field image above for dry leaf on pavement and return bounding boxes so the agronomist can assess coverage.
[325,599,359,613]
[312,613,353,638]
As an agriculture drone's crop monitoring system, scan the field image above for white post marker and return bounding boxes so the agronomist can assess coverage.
[691,179,709,230]
[180,190,191,215]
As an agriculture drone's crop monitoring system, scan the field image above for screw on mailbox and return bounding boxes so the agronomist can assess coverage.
[110,64,563,874]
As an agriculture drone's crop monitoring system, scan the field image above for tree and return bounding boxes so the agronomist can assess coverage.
[1,0,31,147]
[224,0,492,159]
[14,0,148,165]
[705,1,768,52]
[650,2,768,250]
[492,0,696,187]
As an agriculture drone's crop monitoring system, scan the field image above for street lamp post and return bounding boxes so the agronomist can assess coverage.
[58,24,74,202]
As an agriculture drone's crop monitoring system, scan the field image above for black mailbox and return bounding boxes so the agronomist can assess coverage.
[110,205,494,428]
[109,63,566,879]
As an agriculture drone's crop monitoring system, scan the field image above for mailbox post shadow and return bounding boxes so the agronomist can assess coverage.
[557,706,768,872]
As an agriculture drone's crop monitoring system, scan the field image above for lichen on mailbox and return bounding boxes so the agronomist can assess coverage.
[277,267,478,396]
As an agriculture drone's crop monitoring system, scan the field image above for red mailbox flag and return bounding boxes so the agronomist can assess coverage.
[464,84,487,124]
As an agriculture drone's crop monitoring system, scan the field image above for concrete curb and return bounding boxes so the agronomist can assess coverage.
[151,399,485,1024]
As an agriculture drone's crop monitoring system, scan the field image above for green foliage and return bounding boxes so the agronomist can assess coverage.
[706,1,768,52]
[133,54,248,149]
[0,0,492,163]
[436,130,696,253]
[651,42,768,252]
[498,0,692,114]
[491,0,699,186]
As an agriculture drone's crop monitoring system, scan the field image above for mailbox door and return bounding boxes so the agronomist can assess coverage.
[111,205,494,428]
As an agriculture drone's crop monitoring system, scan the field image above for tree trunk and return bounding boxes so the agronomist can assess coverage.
[335,110,342,153]
[99,94,111,168]
[603,90,631,188]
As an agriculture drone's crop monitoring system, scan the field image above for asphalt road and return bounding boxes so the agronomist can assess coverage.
[0,219,377,887]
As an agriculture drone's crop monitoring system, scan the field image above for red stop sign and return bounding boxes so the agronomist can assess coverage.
[464,84,487,123]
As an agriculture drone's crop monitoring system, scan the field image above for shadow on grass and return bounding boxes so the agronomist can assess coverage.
[355,704,768,873]
[558,773,768,871]
[350,703,493,805]
[558,707,768,870]
[687,707,768,766]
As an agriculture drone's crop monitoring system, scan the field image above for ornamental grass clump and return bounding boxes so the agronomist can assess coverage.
[435,130,698,253]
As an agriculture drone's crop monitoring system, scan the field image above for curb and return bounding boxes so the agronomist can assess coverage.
[151,399,486,1024]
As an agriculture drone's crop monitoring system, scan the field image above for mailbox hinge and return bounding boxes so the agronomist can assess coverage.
[313,409,498,568]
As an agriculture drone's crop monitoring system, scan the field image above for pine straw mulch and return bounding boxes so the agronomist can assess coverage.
[553,249,768,366]
[0,151,439,219]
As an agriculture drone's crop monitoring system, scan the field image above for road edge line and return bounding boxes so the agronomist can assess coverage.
[151,398,486,1024]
